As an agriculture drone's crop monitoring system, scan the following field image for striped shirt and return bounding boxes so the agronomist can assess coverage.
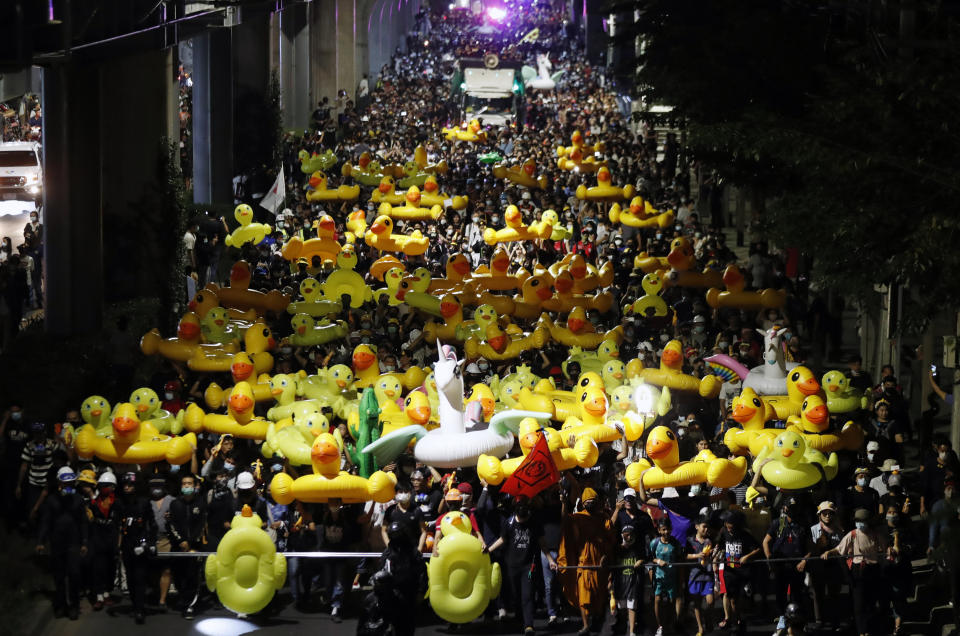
[20,439,58,487]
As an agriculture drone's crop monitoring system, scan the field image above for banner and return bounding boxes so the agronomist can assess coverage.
[501,431,559,499]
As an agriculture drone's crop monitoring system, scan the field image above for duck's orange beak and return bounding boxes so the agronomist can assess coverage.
[113,416,138,435]
[489,334,507,353]
[732,403,756,423]
[646,437,673,460]
[661,348,681,368]
[521,432,540,449]
[311,441,340,464]
[229,392,254,414]
[297,325,307,335]
[452,258,470,276]
[536,286,553,301]
[271,387,284,396]
[371,221,387,234]
[781,448,795,458]
[568,318,585,333]
[796,376,821,395]
[178,321,201,340]
[554,276,573,293]
[723,268,743,287]
[805,404,828,426]
[480,398,494,419]
[336,379,348,389]
[440,301,459,318]
[353,351,376,369]
[379,182,391,193]
[232,361,254,380]
[408,405,431,425]
[583,396,606,417]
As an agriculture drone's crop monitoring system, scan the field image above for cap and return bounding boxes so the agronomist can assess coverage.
[623,487,637,499]
[445,489,462,502]
[148,476,167,487]
[457,482,473,496]
[236,472,256,489]
[817,501,836,513]
[853,508,871,521]
[57,466,77,482]
[866,441,880,452]
[581,487,598,502]
[98,472,117,486]
[880,459,900,472]
[77,469,97,485]
[854,466,870,475]
[30,421,46,433]
[122,471,138,484]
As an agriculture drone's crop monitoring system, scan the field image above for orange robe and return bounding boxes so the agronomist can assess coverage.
[557,510,614,612]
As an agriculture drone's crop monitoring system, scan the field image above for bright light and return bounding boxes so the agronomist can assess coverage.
[191,617,260,636]
[424,40,430,47]
[633,384,656,415]
[487,7,507,21]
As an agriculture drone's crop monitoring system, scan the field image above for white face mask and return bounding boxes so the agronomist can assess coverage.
[396,493,411,504]
[867,452,876,461]
[855,521,867,530]
[718,341,729,349]
[856,477,867,487]
[939,451,949,461]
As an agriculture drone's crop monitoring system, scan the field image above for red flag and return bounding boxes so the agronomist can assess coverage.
[501,431,560,499]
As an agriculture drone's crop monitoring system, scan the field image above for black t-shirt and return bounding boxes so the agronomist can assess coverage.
[719,527,759,568]
[765,518,812,558]
[414,488,443,524]
[500,515,543,569]
[384,503,424,545]
[842,487,880,520]
[537,500,563,551]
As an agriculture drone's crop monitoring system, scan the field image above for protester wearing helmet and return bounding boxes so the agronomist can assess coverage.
[35,466,88,620]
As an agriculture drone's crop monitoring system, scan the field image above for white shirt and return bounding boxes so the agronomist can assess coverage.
[183,230,196,251]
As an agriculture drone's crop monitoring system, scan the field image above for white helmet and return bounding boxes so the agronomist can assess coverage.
[98,472,117,486]
[236,472,256,489]
[56,466,77,482]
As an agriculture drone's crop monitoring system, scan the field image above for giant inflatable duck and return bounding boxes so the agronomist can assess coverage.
[75,403,196,465]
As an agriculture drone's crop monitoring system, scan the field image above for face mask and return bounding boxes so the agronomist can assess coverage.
[472,216,479,223]
[388,326,397,334]
[677,427,687,438]
[855,521,867,530]
[223,462,236,472]
[169,464,180,474]
[383,365,396,372]
[693,325,706,334]
[857,477,867,487]
[164,392,175,401]
[11,412,22,421]
[583,500,599,514]
[718,341,729,349]
[478,362,489,371]
[271,464,283,473]
[689,484,701,496]
[150,488,165,499]
[655,233,662,240]
[867,452,876,462]
[181,486,195,497]
[939,451,949,461]
[280,346,293,355]
[215,480,228,491]
[61,486,75,495]
[886,514,898,524]
[396,493,412,504]
[887,474,901,487]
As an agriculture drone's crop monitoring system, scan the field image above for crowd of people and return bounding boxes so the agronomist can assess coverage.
[1,208,43,350]
[4,3,960,636]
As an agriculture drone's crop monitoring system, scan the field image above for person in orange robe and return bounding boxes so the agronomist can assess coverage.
[557,487,615,635]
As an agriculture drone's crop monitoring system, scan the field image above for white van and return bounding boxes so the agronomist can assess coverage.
[0,141,43,203]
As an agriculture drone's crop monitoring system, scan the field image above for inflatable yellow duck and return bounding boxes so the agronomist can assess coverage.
[626,425,747,490]
[482,205,552,245]
[639,339,721,398]
[427,253,473,294]
[76,403,196,465]
[705,265,787,310]
[79,395,113,435]
[373,266,407,306]
[263,411,331,465]
[464,317,548,362]
[753,430,839,490]
[468,247,527,291]
[130,387,184,435]
[764,366,824,419]
[370,175,405,206]
[225,204,272,248]
[428,511,502,624]
[291,366,353,414]
[538,308,623,349]
[821,370,869,414]
[204,261,291,315]
[184,382,270,439]
[286,314,349,347]
[344,209,368,243]
[625,272,669,318]
[608,196,674,229]
[364,215,429,255]
[557,130,605,158]
[575,167,635,202]
[304,170,360,202]
[351,344,380,388]
[269,431,397,503]
[723,387,779,456]
[286,277,342,317]
[662,237,723,288]
[298,148,337,173]
[378,185,444,221]
[184,321,275,374]
[281,215,341,264]
[205,504,287,616]
[492,159,548,189]
[420,175,468,210]
[321,245,373,308]
[786,395,865,452]
[442,118,487,143]
[559,387,621,445]
[341,152,403,186]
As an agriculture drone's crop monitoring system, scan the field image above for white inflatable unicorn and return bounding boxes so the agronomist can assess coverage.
[743,326,798,395]
[522,54,564,91]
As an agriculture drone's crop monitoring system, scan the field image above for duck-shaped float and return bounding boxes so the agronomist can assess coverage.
[427,253,474,294]
[468,247,528,291]
[562,339,622,377]
[139,312,209,361]
[395,271,443,316]
[270,431,397,503]
[286,277,341,317]
[482,205,552,245]
[705,265,786,310]
[287,314,349,347]
[282,368,349,415]
[340,152,402,186]
[281,215,341,264]
[723,387,780,456]
[187,322,275,374]
[428,511,502,624]
[183,382,271,439]
[559,386,621,445]
[204,261,291,315]
[625,272,670,318]
[420,175,468,210]
[626,425,748,490]
[299,148,337,173]
[606,380,672,442]
[364,215,430,256]
[477,419,597,486]
[752,430,839,490]
[557,130,606,158]
[203,354,274,409]
[548,253,615,294]
[370,175,405,205]
[601,359,627,390]
[466,383,497,421]
[262,411,331,465]
[304,170,360,202]
[78,395,113,435]
[540,269,613,314]
[343,209,368,244]
[538,308,623,349]
[423,294,474,343]
[373,266,407,306]
[199,306,242,345]
[762,365,824,420]
[75,403,196,465]
[608,196,674,229]
[188,289,259,326]
[639,339,721,398]
[464,317,549,362]
[785,394,865,452]
[821,370,869,414]
[492,159,548,189]
[224,204,272,248]
[556,145,608,172]
[351,344,381,389]
[662,237,724,288]
[540,209,573,240]
[205,504,287,616]
[575,167,635,202]
[743,326,800,396]
[511,272,556,319]
[320,244,374,308]
[442,118,487,143]
[364,343,550,468]
[130,387,184,435]
[377,185,444,221]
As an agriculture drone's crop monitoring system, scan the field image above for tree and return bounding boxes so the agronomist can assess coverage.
[618,0,960,330]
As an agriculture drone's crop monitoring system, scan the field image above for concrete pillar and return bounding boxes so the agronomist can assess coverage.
[314,0,338,105]
[274,3,313,130]
[584,0,605,65]
[192,29,235,204]
[336,0,357,100]
[42,62,104,335]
